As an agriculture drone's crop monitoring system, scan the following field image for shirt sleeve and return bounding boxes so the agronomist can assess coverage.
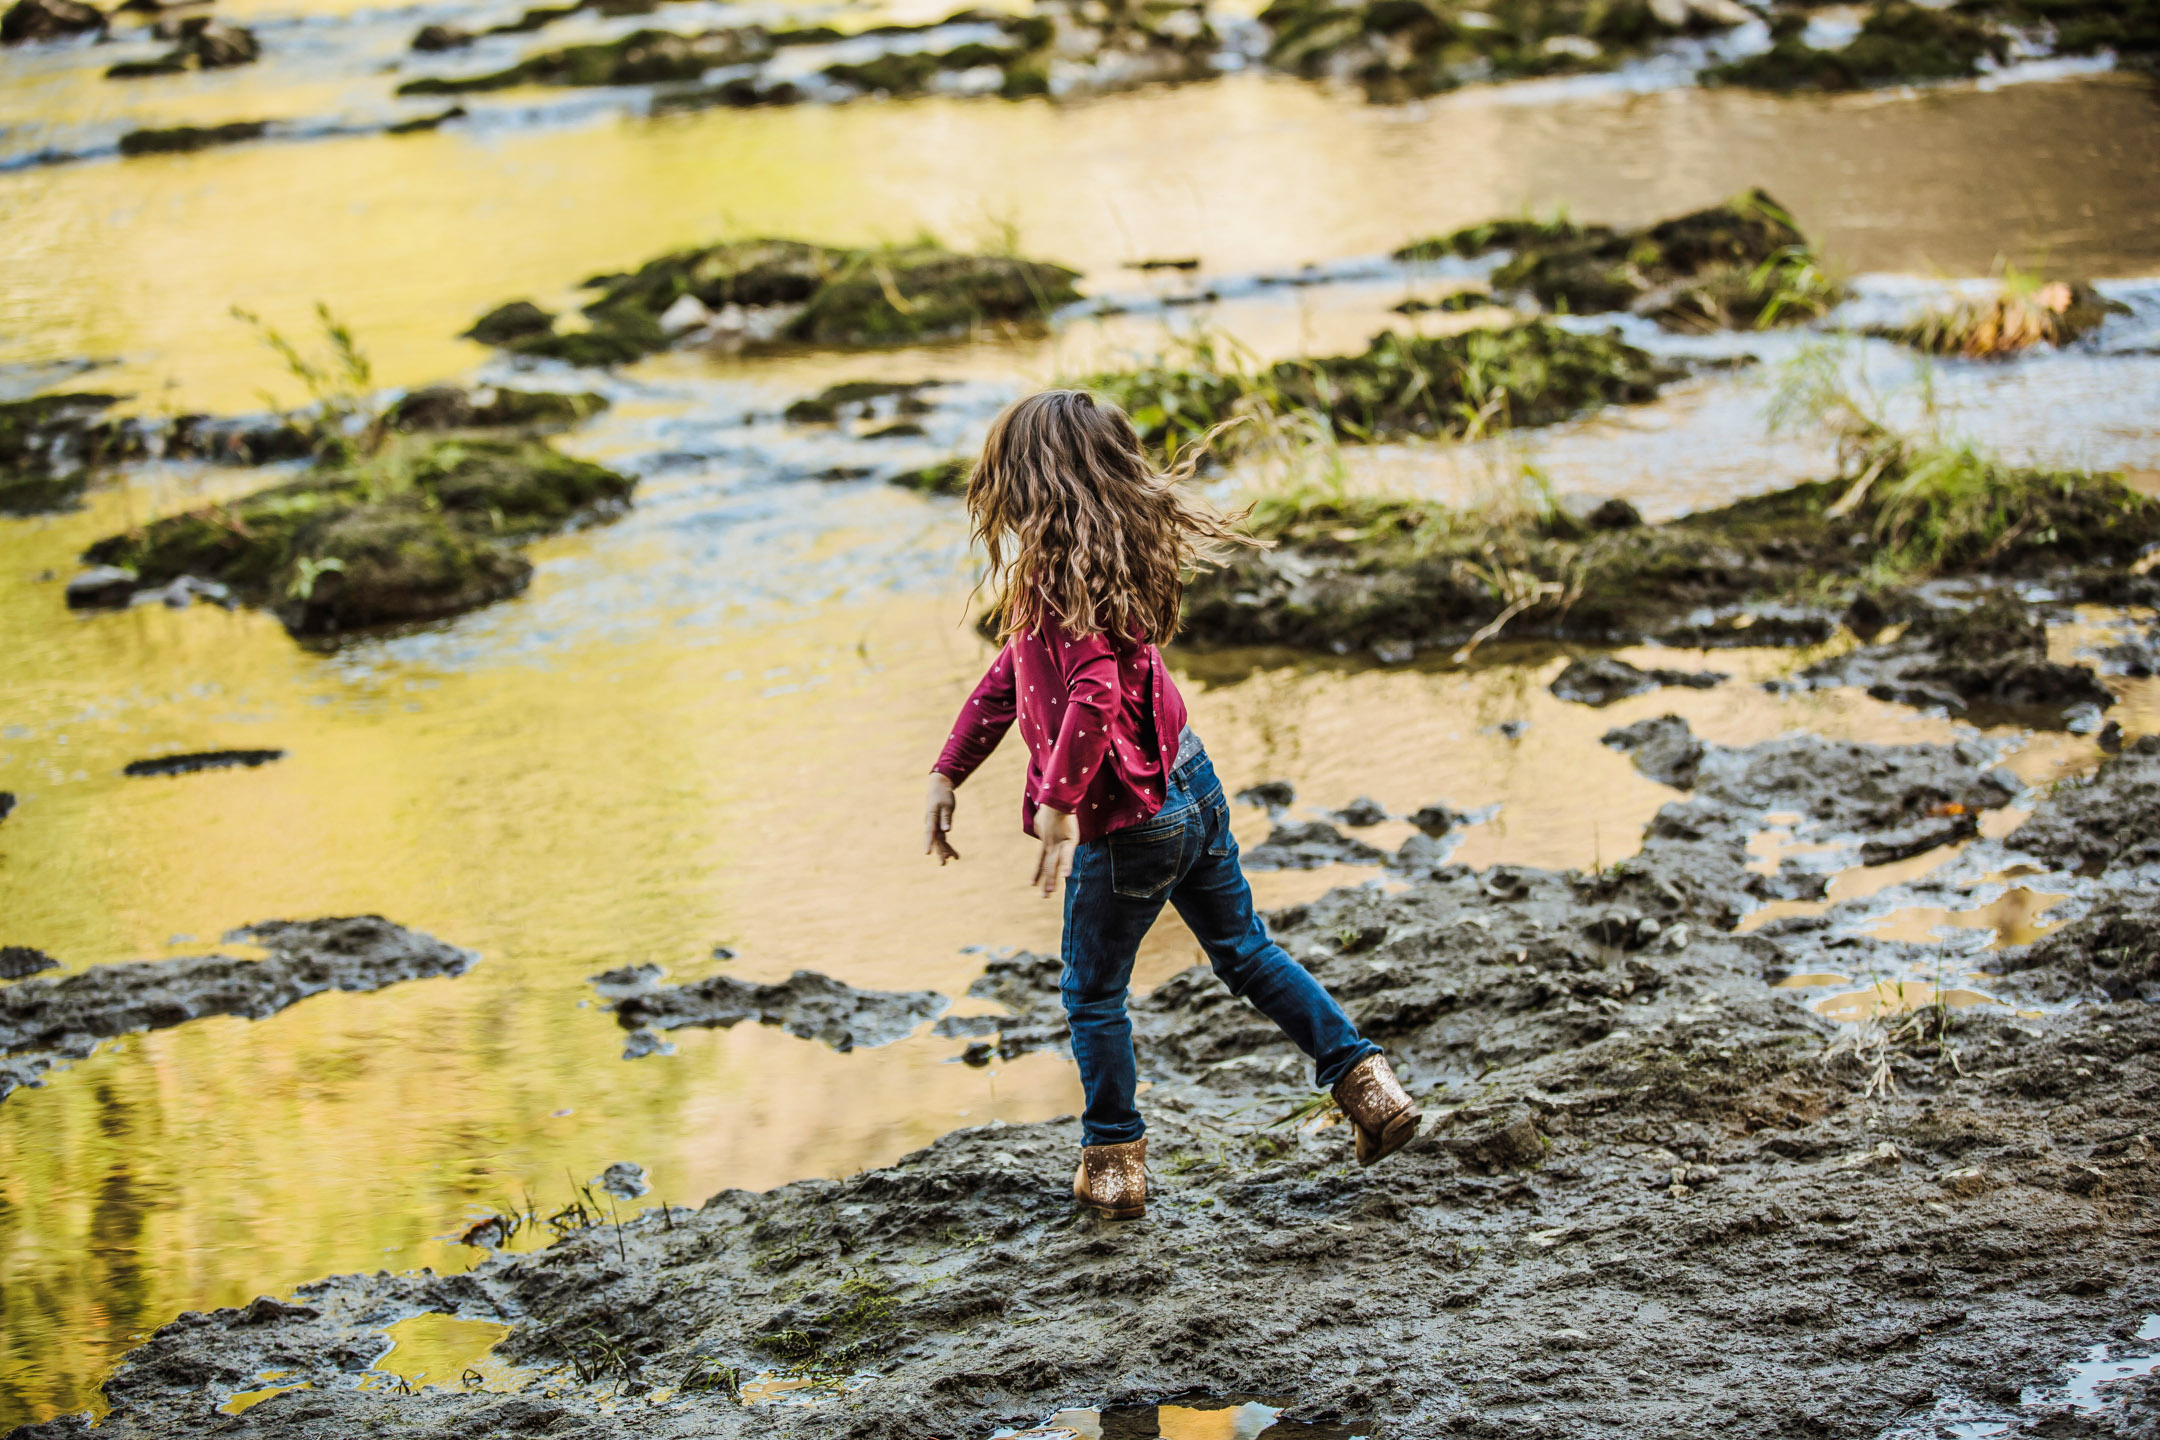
[932,645,1017,785]
[1036,624,1122,814]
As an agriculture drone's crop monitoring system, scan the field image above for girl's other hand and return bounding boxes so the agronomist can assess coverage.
[926,773,960,864]
[1032,805,1077,897]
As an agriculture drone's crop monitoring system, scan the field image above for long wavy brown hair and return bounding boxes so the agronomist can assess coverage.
[967,389,1259,644]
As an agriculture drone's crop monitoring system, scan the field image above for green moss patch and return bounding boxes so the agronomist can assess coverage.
[1080,320,1678,460]
[471,237,1080,364]
[79,435,632,637]
[1705,2,2008,90]
[1395,190,1840,330]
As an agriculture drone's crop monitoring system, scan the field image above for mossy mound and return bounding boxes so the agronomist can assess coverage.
[1260,0,1745,100]
[1705,2,2007,89]
[399,26,768,93]
[1081,320,1679,459]
[1180,465,2160,653]
[1395,190,1836,330]
[79,436,632,636]
[472,238,1080,364]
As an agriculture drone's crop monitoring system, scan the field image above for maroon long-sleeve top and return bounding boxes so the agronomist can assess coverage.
[933,613,1189,842]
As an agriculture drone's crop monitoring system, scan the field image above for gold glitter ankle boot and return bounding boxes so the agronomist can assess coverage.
[1332,1053,1420,1167]
[1072,1138,1147,1220]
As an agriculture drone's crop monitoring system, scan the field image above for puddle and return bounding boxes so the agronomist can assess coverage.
[999,1396,1369,1439]
[1859,887,2070,949]
[363,1312,526,1393]
[1813,981,2005,1024]
[217,1378,309,1415]
[2033,1314,2160,1410]
[739,1370,877,1406]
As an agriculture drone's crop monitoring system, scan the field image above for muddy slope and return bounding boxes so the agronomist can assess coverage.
[24,731,2160,1440]
[0,917,475,1102]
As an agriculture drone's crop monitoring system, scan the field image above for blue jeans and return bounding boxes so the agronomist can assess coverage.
[1060,744,1381,1146]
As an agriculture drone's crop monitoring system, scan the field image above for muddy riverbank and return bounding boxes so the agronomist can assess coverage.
[19,730,2156,1438]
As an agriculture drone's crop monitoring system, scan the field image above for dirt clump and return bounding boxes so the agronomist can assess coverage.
[118,121,270,156]
[0,917,475,1102]
[592,965,947,1054]
[41,728,2160,1440]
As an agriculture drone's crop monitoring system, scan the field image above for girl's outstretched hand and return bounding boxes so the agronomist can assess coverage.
[925,773,960,864]
[1032,805,1078,897]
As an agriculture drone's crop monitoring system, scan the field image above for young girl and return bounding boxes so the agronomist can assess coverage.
[921,389,1419,1221]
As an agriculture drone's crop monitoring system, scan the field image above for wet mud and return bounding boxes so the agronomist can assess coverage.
[1782,596,2115,730]
[591,965,946,1056]
[28,725,2160,1438]
[0,917,475,1102]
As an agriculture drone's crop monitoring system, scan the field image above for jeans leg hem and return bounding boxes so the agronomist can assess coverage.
[1316,1041,1384,1092]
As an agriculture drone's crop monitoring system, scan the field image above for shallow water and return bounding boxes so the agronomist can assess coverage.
[4,11,2160,1424]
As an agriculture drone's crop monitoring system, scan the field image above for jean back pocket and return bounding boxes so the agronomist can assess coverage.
[1108,813,1187,899]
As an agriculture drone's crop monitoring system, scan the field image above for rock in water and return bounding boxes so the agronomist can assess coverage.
[593,1162,649,1200]
[1243,820,1387,870]
[0,917,477,1101]
[0,792,13,823]
[1602,714,1705,788]
[64,566,138,608]
[1551,656,1727,706]
[594,966,945,1052]
[123,749,285,778]
[2,0,105,42]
